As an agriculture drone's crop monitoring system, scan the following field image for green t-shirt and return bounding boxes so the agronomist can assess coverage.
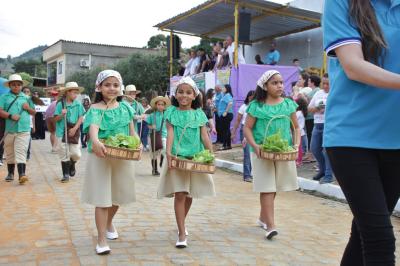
[54,99,85,138]
[247,98,298,152]
[0,92,34,133]
[131,101,145,116]
[164,106,208,158]
[146,110,167,138]
[83,101,135,153]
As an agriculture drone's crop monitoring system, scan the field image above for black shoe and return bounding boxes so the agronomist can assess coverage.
[69,160,76,177]
[17,163,28,184]
[312,172,324,181]
[61,161,70,183]
[152,159,160,176]
[5,164,15,182]
[159,155,164,168]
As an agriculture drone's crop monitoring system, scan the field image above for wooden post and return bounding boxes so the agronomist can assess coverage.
[169,31,173,77]
[234,1,239,67]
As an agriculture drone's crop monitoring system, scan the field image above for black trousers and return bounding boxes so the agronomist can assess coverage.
[220,113,233,148]
[305,118,314,150]
[215,113,223,143]
[326,147,400,266]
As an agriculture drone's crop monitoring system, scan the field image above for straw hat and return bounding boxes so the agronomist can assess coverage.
[125,84,141,94]
[150,96,171,109]
[59,82,84,94]
[3,74,29,88]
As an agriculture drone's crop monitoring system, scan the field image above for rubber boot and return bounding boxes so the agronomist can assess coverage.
[69,159,76,177]
[159,155,164,168]
[5,164,15,182]
[61,161,70,183]
[152,159,160,176]
[17,163,28,185]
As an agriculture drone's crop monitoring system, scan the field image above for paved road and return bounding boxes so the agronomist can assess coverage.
[0,139,399,265]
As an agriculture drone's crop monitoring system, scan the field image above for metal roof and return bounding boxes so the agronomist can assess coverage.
[155,0,321,43]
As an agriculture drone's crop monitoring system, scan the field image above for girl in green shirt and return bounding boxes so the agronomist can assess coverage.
[157,76,215,249]
[244,70,300,240]
[80,70,138,255]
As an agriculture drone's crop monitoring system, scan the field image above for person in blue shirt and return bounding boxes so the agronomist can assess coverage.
[323,0,400,265]
[213,84,223,144]
[264,42,280,65]
[217,84,234,150]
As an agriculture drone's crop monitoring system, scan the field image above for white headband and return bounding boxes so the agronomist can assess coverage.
[95,70,123,92]
[173,76,200,96]
[256,70,280,90]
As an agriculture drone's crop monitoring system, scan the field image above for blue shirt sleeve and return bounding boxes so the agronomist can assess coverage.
[323,0,362,57]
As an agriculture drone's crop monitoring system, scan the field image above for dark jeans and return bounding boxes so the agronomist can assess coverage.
[220,113,233,148]
[138,121,149,147]
[326,147,400,266]
[215,113,223,143]
[305,118,314,150]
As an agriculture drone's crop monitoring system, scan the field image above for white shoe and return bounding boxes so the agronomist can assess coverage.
[0,160,3,166]
[175,238,187,248]
[96,244,111,255]
[106,227,118,240]
[256,219,268,230]
[177,229,189,236]
[265,229,278,240]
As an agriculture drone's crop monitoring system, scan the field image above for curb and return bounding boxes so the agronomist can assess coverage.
[215,159,400,213]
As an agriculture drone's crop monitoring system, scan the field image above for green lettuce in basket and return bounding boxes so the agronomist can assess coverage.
[192,149,215,164]
[104,133,141,150]
[262,130,295,152]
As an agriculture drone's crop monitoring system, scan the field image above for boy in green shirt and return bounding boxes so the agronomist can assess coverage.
[0,74,36,184]
[124,85,145,133]
[53,82,85,183]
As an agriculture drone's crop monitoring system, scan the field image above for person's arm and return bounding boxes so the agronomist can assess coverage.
[22,102,36,115]
[200,126,213,151]
[243,114,260,157]
[290,112,301,149]
[53,102,67,122]
[223,101,233,117]
[32,115,36,134]
[166,122,174,167]
[129,121,140,139]
[307,93,319,114]
[89,124,106,157]
[231,113,243,139]
[335,44,400,89]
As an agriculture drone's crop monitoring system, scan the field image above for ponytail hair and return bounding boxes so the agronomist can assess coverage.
[349,0,387,65]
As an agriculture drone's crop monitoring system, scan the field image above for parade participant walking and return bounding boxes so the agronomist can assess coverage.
[158,76,215,249]
[53,82,85,183]
[323,1,400,265]
[81,70,138,255]
[124,85,145,134]
[218,84,234,150]
[22,87,35,161]
[244,70,300,240]
[0,74,36,184]
[147,95,169,175]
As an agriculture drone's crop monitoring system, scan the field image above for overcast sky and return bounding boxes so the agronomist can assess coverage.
[0,0,289,58]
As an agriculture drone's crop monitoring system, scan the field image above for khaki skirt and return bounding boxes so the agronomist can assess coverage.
[157,162,216,199]
[81,153,136,207]
[251,153,298,193]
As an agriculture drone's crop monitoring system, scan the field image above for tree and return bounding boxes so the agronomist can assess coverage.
[13,59,47,77]
[16,72,33,84]
[191,37,221,55]
[147,34,167,49]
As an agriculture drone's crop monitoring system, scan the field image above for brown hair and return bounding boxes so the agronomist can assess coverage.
[349,0,387,65]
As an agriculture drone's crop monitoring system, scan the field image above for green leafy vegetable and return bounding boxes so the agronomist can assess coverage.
[262,130,295,152]
[192,149,215,164]
[104,133,141,149]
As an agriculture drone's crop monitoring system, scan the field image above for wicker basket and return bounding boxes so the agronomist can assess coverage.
[259,115,298,161]
[169,122,216,174]
[170,156,216,174]
[100,140,142,161]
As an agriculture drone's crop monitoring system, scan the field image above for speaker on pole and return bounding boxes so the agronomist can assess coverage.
[239,12,251,42]
[167,35,181,59]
